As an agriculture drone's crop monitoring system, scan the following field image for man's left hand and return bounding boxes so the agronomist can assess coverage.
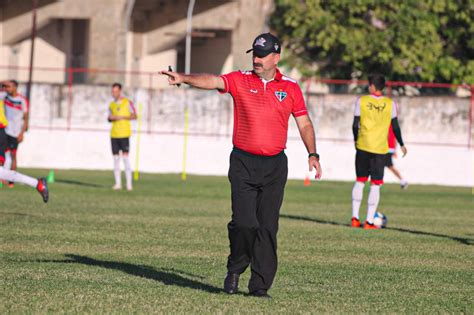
[309,157,322,180]
[17,132,24,143]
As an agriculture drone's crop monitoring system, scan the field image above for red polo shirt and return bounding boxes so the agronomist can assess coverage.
[220,69,308,156]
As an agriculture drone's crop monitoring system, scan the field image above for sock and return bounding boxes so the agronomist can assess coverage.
[352,181,365,219]
[0,167,38,188]
[113,155,121,187]
[123,156,132,189]
[400,179,408,186]
[366,185,381,224]
[4,151,12,170]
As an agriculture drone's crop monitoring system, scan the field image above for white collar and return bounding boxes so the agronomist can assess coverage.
[261,77,274,84]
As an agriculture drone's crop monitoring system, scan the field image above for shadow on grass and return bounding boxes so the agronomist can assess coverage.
[281,214,350,227]
[55,179,105,188]
[34,254,223,294]
[0,212,31,216]
[280,214,473,245]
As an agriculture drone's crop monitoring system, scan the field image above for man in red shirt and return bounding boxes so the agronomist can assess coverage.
[160,33,322,298]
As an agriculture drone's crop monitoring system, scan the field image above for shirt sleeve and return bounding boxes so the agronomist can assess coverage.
[219,71,241,95]
[392,100,398,118]
[291,84,308,117]
[354,97,361,116]
[21,97,29,113]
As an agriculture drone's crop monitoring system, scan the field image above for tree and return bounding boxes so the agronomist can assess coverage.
[270,0,474,84]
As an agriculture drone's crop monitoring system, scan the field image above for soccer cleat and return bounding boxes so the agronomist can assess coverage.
[351,217,361,228]
[8,181,14,188]
[363,221,380,229]
[112,184,122,190]
[36,177,49,203]
[126,185,133,191]
[400,181,409,190]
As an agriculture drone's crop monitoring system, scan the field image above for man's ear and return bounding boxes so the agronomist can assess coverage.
[274,53,281,65]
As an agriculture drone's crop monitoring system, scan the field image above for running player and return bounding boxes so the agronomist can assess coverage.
[386,124,408,189]
[3,80,29,187]
[351,74,407,229]
[108,83,136,191]
[0,93,48,202]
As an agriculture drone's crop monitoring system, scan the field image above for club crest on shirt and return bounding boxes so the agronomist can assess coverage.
[275,90,287,102]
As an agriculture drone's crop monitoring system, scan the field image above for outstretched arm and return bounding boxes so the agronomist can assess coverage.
[159,70,225,90]
[295,115,322,179]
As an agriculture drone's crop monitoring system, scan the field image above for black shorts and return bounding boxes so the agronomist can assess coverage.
[111,137,130,155]
[385,153,394,167]
[6,134,18,152]
[355,149,385,184]
[0,128,6,164]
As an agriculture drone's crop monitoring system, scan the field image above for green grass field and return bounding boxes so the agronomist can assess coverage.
[1,169,473,313]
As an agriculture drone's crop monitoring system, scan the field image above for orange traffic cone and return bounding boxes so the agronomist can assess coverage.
[304,175,311,186]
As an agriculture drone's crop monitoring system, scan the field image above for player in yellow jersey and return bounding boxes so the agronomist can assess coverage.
[351,74,407,229]
[0,87,48,202]
[108,83,136,191]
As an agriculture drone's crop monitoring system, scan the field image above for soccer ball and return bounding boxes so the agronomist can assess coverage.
[373,212,387,228]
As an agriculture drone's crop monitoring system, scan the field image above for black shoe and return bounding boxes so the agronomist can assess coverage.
[36,177,49,203]
[223,273,239,294]
[249,289,271,299]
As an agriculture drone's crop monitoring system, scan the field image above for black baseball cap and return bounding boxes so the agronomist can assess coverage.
[246,33,281,57]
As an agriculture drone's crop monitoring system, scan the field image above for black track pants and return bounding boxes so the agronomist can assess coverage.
[227,148,288,292]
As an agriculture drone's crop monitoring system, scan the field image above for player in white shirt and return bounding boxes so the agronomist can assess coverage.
[3,80,29,187]
[0,88,48,202]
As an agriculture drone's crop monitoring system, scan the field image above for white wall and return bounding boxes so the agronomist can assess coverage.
[17,129,472,187]
[12,84,474,187]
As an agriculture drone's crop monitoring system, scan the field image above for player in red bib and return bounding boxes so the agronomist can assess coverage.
[160,33,322,298]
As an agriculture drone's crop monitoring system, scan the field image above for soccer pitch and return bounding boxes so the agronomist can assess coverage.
[1,170,472,313]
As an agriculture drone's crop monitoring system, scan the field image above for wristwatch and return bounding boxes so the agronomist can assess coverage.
[308,153,320,161]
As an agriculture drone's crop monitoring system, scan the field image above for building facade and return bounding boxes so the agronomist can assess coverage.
[0,0,274,87]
